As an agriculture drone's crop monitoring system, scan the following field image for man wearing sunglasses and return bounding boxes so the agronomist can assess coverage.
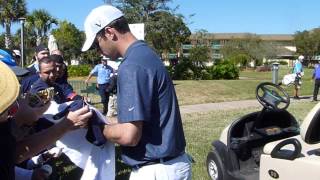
[0,61,92,180]
[82,5,192,180]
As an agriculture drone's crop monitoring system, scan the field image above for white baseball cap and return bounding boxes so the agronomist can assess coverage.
[298,55,304,61]
[82,5,124,52]
[13,49,21,57]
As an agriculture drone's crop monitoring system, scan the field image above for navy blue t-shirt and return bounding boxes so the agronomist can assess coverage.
[117,41,186,166]
[30,79,67,104]
[21,74,40,93]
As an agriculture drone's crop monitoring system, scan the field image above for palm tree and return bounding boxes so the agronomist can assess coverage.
[26,9,58,45]
[0,0,27,49]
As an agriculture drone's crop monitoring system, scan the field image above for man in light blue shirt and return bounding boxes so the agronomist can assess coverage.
[292,55,304,99]
[85,57,114,114]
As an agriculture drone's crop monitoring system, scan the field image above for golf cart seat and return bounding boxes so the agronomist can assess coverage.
[260,103,320,180]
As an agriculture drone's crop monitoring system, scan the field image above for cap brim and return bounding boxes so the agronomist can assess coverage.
[82,35,95,52]
[10,66,29,76]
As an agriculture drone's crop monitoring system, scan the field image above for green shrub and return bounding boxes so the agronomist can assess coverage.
[279,61,288,65]
[172,57,195,80]
[210,61,239,79]
[68,65,91,77]
[166,65,174,78]
[200,69,212,80]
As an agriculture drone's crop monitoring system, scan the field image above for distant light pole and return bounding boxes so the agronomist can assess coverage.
[19,17,26,67]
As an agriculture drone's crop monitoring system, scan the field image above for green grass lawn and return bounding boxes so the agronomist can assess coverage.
[70,66,316,106]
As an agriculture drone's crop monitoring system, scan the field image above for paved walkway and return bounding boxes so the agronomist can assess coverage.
[180,96,312,114]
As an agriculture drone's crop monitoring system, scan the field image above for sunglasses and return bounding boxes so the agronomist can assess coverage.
[25,87,55,108]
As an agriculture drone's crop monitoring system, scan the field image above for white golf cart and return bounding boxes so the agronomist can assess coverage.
[206,82,320,180]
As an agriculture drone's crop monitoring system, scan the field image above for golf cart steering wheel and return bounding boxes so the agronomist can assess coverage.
[256,82,290,110]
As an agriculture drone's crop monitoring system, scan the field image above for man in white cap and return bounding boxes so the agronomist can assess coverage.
[0,61,92,179]
[82,5,192,179]
[292,55,304,99]
[85,56,114,115]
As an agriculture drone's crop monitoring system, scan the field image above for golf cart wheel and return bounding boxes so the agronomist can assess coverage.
[206,149,225,180]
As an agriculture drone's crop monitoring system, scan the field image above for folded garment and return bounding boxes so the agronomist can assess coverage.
[43,101,115,180]
[86,110,107,146]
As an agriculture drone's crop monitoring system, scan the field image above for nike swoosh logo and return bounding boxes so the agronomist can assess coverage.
[95,23,101,27]
[128,107,134,111]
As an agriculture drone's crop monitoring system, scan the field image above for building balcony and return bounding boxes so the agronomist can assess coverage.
[211,44,222,49]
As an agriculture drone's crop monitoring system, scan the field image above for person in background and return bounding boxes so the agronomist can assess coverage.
[27,44,50,75]
[50,54,82,101]
[0,61,92,179]
[82,5,192,179]
[50,49,63,56]
[292,55,304,99]
[21,45,50,93]
[30,57,66,104]
[12,49,21,66]
[85,57,114,115]
[312,61,320,101]
[0,49,29,79]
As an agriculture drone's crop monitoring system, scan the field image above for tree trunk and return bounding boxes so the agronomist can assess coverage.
[5,22,12,49]
[36,36,42,46]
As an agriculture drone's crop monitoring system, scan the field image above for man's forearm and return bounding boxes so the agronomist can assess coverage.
[86,74,93,81]
[15,121,69,163]
[103,121,142,146]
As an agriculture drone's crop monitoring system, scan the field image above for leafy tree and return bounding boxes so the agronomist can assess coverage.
[147,11,190,56]
[0,33,5,49]
[188,45,211,79]
[189,45,210,67]
[221,34,279,67]
[114,0,172,22]
[26,9,58,45]
[294,28,320,62]
[229,54,250,67]
[114,0,190,58]
[192,29,210,45]
[0,0,27,49]
[51,21,84,64]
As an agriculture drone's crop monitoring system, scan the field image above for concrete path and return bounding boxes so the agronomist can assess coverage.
[180,96,312,114]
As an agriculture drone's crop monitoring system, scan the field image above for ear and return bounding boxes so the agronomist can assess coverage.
[104,27,116,40]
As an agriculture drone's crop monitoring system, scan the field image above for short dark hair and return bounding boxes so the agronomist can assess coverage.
[107,16,130,34]
[39,56,54,72]
[50,54,64,64]
[96,16,130,39]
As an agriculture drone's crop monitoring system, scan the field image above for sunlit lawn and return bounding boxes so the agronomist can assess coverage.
[70,66,315,106]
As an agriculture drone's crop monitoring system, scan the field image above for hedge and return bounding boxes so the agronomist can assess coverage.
[68,65,91,77]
